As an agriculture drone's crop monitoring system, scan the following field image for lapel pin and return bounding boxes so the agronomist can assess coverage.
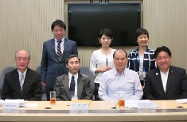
[156,73,158,75]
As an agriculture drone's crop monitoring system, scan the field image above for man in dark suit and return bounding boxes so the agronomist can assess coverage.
[1,50,42,100]
[143,46,187,100]
[41,20,78,100]
[54,54,92,101]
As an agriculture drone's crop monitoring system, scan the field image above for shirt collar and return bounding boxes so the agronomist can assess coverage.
[18,69,27,76]
[160,68,169,75]
[113,68,126,76]
[136,46,149,51]
[55,38,64,42]
[68,72,78,80]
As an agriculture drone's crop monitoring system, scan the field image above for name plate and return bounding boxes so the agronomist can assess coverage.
[2,102,19,109]
[137,102,158,109]
[70,102,88,110]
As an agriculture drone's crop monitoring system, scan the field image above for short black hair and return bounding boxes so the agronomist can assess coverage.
[113,49,128,58]
[51,19,66,31]
[98,28,113,39]
[135,28,149,40]
[154,46,172,58]
[65,54,80,64]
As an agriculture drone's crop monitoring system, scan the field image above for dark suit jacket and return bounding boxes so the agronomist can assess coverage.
[53,73,92,101]
[40,38,78,88]
[1,68,42,100]
[143,66,187,100]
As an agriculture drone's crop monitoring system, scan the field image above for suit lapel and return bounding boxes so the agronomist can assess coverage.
[51,39,59,62]
[21,68,31,97]
[13,70,22,94]
[63,74,71,100]
[155,68,166,95]
[61,38,68,61]
[77,74,83,99]
[166,66,174,92]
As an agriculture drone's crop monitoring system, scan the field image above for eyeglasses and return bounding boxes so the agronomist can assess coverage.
[16,57,29,62]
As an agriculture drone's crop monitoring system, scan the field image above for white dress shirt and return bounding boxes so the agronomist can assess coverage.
[68,72,78,99]
[139,55,144,80]
[99,68,143,100]
[90,48,116,83]
[18,69,27,90]
[160,70,169,92]
[55,38,64,54]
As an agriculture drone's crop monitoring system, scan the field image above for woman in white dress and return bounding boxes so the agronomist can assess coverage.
[90,28,116,100]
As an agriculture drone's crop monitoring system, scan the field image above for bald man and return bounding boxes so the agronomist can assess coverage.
[99,49,143,100]
[1,50,42,100]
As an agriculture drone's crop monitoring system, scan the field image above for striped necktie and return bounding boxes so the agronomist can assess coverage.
[57,40,62,61]
[20,74,24,91]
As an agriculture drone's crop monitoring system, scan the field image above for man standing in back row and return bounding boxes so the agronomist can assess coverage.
[41,19,78,100]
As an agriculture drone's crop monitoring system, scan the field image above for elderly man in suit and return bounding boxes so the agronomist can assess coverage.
[54,54,92,101]
[143,46,187,100]
[41,19,78,100]
[1,50,42,100]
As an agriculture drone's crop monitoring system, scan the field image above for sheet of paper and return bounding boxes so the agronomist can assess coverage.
[5,99,24,102]
[125,100,139,108]
[176,99,187,104]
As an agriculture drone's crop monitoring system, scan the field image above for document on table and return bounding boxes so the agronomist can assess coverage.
[125,100,158,109]
[176,99,187,104]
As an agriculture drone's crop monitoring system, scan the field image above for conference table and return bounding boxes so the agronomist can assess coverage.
[0,100,187,122]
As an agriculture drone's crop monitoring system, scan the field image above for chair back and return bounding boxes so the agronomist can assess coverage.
[79,66,95,99]
[35,65,47,101]
[0,67,16,93]
[36,66,41,73]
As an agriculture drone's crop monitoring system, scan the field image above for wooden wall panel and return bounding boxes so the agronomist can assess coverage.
[0,0,187,75]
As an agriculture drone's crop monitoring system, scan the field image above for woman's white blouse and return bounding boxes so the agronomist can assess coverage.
[89,48,116,83]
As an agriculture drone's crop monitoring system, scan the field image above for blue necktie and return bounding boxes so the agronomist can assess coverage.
[70,76,75,98]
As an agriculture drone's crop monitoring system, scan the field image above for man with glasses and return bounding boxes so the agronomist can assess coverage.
[1,50,42,100]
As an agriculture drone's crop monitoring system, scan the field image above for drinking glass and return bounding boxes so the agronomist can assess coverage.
[118,93,125,108]
[50,91,56,106]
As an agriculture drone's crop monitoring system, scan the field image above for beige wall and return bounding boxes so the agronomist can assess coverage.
[0,0,187,75]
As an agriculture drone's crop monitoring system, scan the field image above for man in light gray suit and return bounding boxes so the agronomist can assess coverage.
[41,20,78,100]
[54,54,92,101]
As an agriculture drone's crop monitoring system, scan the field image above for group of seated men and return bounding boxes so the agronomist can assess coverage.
[1,46,187,101]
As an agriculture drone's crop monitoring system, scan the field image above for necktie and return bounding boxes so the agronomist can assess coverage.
[70,76,75,98]
[20,74,24,90]
[57,40,62,61]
